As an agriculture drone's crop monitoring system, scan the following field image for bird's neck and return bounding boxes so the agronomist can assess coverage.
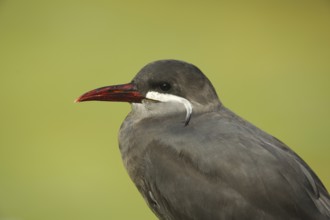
[130,100,221,123]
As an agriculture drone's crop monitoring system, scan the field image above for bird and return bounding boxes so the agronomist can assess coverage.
[76,60,330,220]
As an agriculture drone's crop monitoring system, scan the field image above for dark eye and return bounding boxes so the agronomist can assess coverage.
[159,82,171,92]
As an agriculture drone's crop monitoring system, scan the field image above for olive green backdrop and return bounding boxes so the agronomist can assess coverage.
[0,0,329,219]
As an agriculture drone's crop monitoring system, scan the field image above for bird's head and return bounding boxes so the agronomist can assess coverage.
[76,60,221,125]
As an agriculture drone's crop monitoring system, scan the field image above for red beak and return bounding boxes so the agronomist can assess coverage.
[75,83,144,103]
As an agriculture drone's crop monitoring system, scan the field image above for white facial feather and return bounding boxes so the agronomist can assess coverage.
[146,91,192,126]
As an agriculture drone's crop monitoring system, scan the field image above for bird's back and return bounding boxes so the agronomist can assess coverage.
[119,106,330,220]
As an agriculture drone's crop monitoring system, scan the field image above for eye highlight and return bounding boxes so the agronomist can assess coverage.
[159,82,171,92]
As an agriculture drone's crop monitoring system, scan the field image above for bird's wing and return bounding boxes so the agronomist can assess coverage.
[261,136,330,218]
[139,118,330,220]
[142,139,267,220]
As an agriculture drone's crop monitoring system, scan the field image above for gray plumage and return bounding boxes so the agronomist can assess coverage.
[79,60,330,220]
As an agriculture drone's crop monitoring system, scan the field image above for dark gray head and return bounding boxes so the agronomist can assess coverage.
[132,60,221,107]
[76,60,222,125]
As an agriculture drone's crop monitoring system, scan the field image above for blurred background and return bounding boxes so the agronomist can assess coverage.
[0,0,329,219]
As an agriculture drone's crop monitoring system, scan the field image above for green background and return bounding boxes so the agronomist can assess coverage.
[0,0,329,219]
